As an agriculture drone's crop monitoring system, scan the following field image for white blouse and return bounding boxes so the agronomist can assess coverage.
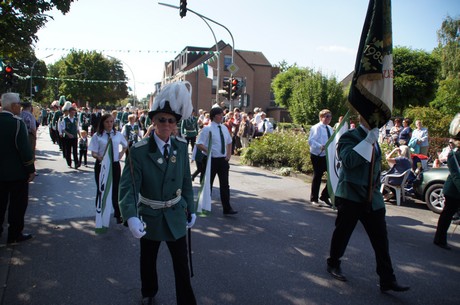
[88,130,128,162]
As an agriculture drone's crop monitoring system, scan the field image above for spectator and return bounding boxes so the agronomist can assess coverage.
[238,113,253,149]
[398,118,412,145]
[389,118,402,145]
[0,92,35,244]
[410,120,429,155]
[382,145,413,201]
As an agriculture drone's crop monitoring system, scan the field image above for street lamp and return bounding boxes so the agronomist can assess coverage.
[107,55,137,107]
[30,54,53,100]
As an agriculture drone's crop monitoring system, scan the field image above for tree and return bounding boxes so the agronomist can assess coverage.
[393,46,440,115]
[0,0,74,59]
[431,16,460,116]
[43,50,128,107]
[272,66,347,126]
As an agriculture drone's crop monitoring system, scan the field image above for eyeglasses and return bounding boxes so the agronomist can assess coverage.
[324,114,332,118]
[158,117,176,124]
[449,142,454,144]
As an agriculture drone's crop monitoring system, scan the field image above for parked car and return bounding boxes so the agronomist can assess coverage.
[413,167,449,214]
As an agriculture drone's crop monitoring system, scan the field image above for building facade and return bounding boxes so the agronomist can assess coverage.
[161,41,288,121]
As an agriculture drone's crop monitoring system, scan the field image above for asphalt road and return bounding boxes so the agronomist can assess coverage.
[0,126,458,305]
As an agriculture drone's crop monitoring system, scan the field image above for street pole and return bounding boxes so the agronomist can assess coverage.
[30,54,53,101]
[158,2,235,108]
[107,55,137,107]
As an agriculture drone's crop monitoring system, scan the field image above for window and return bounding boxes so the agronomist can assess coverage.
[224,55,232,71]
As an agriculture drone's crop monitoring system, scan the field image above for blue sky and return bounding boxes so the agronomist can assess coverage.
[35,0,459,98]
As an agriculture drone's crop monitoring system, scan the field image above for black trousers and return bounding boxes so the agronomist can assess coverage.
[185,136,196,152]
[94,161,121,219]
[328,198,396,284]
[204,157,233,212]
[140,236,196,305]
[63,137,78,167]
[0,180,29,239]
[434,195,460,245]
[310,153,329,202]
[79,149,87,165]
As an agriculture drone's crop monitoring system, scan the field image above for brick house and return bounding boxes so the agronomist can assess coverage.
[160,40,290,122]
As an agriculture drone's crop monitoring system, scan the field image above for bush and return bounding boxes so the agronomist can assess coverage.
[240,130,312,174]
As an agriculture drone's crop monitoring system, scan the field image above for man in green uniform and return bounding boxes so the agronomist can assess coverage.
[0,92,35,243]
[119,82,196,305]
[326,116,409,293]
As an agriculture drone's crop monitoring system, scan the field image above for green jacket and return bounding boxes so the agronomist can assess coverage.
[119,135,195,241]
[335,126,385,211]
[0,112,35,181]
[443,150,460,199]
[181,116,198,138]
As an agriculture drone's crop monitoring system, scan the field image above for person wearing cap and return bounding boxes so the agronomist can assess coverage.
[19,101,38,160]
[0,92,35,244]
[433,113,460,250]
[62,103,80,169]
[196,106,238,215]
[119,82,197,305]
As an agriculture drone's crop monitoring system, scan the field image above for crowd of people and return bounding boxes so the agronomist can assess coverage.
[1,88,459,304]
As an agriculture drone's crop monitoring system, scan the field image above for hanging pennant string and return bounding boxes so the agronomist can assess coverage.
[34,47,220,56]
[165,54,218,81]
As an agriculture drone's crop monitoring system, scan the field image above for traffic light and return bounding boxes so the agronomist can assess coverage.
[179,0,187,18]
[222,79,231,100]
[231,78,239,99]
[4,65,14,87]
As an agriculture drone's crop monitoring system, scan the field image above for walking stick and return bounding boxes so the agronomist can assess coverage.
[188,226,194,277]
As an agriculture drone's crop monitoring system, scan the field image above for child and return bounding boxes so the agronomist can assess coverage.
[79,130,89,167]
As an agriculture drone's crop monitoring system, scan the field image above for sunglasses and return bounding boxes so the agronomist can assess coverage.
[158,117,176,124]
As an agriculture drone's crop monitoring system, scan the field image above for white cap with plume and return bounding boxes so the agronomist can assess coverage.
[149,81,193,121]
[62,101,72,112]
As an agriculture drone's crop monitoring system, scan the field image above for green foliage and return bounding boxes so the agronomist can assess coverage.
[240,131,312,174]
[0,0,74,59]
[403,106,453,138]
[430,77,460,116]
[433,15,460,79]
[393,46,440,115]
[43,50,128,107]
[272,66,347,126]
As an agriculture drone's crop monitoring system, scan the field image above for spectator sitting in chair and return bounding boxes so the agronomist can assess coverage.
[382,145,413,201]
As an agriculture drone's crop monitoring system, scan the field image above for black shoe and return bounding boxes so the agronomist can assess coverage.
[7,233,33,244]
[433,240,452,250]
[327,265,347,282]
[116,217,123,224]
[140,297,154,305]
[320,195,332,206]
[380,281,410,292]
[223,209,238,215]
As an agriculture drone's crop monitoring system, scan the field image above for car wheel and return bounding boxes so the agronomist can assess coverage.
[424,183,445,214]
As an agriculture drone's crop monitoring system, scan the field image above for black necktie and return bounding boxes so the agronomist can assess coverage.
[218,125,225,154]
[163,144,169,162]
[263,120,266,132]
[325,125,331,138]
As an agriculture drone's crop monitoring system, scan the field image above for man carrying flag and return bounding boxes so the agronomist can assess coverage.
[326,0,410,293]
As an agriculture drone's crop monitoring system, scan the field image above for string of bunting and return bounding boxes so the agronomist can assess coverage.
[13,73,127,84]
[35,47,220,56]
[165,54,218,80]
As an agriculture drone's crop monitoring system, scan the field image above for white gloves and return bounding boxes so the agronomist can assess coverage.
[127,217,146,239]
[186,213,197,229]
[353,128,380,162]
[364,128,379,144]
